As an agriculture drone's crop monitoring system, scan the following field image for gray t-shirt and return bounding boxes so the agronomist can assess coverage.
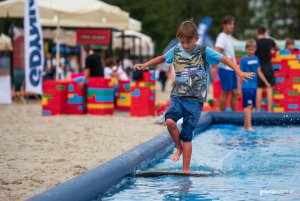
[164,45,222,102]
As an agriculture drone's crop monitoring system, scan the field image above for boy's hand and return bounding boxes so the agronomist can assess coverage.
[265,82,271,88]
[133,64,146,71]
[237,71,255,82]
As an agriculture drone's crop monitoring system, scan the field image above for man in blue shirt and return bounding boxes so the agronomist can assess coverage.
[134,20,254,173]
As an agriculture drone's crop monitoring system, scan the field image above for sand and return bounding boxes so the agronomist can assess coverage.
[0,81,173,201]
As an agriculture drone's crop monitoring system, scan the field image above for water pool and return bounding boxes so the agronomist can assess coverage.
[100,125,300,201]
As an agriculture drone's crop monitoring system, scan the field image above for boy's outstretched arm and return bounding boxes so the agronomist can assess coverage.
[134,55,166,71]
[220,56,255,81]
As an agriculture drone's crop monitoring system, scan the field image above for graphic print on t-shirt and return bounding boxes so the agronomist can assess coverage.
[171,45,208,101]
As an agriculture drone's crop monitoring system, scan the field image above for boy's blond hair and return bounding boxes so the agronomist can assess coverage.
[176,20,198,39]
[245,39,257,49]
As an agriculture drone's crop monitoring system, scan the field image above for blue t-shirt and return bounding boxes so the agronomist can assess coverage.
[164,45,222,101]
[240,56,260,89]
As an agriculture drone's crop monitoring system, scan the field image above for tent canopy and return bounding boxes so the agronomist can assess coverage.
[129,18,141,32]
[0,33,13,51]
[0,0,131,30]
[113,30,154,56]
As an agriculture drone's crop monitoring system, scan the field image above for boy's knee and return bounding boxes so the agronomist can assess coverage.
[166,118,177,128]
[180,124,195,142]
[180,130,193,142]
[232,90,239,98]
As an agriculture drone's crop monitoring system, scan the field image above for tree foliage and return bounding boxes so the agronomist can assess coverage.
[104,0,299,54]
[0,0,298,54]
[250,0,300,39]
[104,0,255,53]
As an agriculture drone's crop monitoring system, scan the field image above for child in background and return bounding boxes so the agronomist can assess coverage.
[285,38,299,52]
[104,58,118,79]
[239,39,271,131]
[134,20,254,173]
[116,58,129,80]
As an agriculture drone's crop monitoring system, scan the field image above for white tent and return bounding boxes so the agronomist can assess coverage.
[0,33,13,51]
[0,0,133,73]
[129,18,141,32]
[0,0,130,30]
[113,30,154,57]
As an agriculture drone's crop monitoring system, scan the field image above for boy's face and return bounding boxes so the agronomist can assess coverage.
[287,43,295,50]
[246,47,256,57]
[178,36,199,52]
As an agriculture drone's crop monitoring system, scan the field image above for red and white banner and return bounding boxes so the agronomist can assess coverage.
[76,29,111,45]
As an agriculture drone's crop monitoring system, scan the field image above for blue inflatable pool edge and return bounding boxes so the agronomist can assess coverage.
[26,112,300,201]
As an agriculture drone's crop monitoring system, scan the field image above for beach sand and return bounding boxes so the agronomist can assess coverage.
[0,81,172,201]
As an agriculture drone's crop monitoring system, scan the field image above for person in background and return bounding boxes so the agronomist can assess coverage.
[123,54,133,79]
[43,52,55,80]
[69,56,79,73]
[104,58,122,99]
[157,62,170,92]
[255,26,280,112]
[285,38,299,52]
[123,53,133,70]
[239,39,271,131]
[215,15,239,111]
[116,58,129,80]
[82,45,104,84]
[104,58,119,79]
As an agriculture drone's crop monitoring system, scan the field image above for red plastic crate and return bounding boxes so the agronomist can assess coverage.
[42,80,68,115]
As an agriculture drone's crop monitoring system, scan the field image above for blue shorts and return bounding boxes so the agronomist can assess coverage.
[218,68,238,91]
[242,88,256,108]
[165,96,203,142]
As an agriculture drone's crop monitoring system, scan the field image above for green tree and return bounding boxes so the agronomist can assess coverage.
[104,0,255,54]
[250,0,300,39]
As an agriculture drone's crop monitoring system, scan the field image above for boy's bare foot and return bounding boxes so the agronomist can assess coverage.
[182,170,190,174]
[245,127,255,132]
[170,148,182,161]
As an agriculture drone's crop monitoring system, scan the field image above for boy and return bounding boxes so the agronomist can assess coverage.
[134,20,254,173]
[239,39,271,131]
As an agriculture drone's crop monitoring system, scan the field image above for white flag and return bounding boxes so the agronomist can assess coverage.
[24,0,44,94]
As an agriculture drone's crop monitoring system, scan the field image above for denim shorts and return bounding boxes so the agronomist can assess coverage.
[165,96,203,142]
[242,88,256,108]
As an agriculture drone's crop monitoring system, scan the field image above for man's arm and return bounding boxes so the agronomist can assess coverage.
[237,60,244,95]
[272,39,280,51]
[215,47,223,54]
[257,67,271,87]
[220,56,255,81]
[274,43,280,51]
[81,56,91,87]
[134,55,166,71]
[83,68,90,80]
